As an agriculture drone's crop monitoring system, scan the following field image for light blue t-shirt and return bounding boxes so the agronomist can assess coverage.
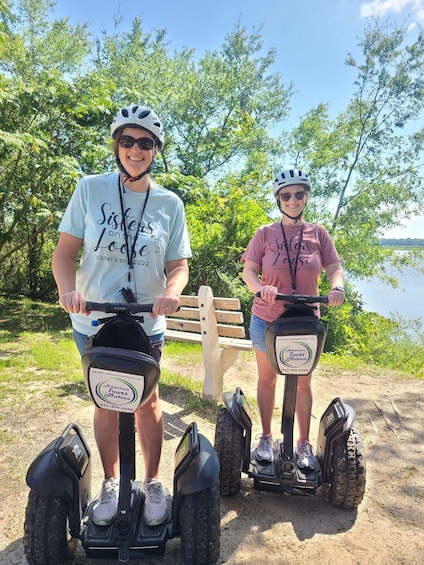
[58,172,192,336]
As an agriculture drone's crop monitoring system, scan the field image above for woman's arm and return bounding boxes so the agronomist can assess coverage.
[325,261,345,306]
[243,259,278,303]
[52,232,86,313]
[152,258,189,317]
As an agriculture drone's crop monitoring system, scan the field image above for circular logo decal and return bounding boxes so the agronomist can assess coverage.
[279,341,313,368]
[95,378,138,406]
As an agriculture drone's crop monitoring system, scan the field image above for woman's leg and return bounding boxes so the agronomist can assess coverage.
[93,408,120,479]
[295,373,313,443]
[135,387,164,479]
[255,349,277,436]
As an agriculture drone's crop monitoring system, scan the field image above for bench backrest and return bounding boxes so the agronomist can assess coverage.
[165,287,246,339]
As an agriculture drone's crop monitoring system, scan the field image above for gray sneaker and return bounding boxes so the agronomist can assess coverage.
[255,434,273,463]
[92,477,119,526]
[296,441,318,469]
[143,478,168,526]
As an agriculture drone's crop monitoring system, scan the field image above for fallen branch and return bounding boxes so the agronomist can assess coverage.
[368,413,379,434]
[391,401,405,431]
[374,401,398,436]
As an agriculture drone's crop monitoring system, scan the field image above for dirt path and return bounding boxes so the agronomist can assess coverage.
[1,352,423,564]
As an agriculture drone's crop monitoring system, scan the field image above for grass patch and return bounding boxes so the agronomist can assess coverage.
[319,351,422,379]
[160,370,218,421]
[161,367,203,394]
[0,295,72,337]
[163,340,203,360]
[319,353,394,376]
[0,428,13,445]
[403,464,418,478]
[0,301,218,422]
[1,295,420,418]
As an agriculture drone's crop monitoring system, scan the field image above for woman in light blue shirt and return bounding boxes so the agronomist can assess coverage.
[52,104,191,528]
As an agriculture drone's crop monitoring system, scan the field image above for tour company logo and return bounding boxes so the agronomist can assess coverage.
[279,341,313,369]
[95,378,139,406]
[89,368,146,412]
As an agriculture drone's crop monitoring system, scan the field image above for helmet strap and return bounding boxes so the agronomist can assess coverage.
[277,202,304,223]
[116,156,155,183]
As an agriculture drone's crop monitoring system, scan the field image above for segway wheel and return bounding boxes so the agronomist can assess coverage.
[24,490,78,565]
[214,407,244,496]
[329,427,366,509]
[180,476,220,565]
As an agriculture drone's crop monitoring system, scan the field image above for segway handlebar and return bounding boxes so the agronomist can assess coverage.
[86,302,154,314]
[255,292,329,304]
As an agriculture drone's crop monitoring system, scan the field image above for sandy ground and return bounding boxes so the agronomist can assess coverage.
[1,351,423,564]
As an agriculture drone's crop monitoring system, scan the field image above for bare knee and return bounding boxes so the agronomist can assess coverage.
[137,388,162,418]
[296,374,312,395]
[256,351,277,389]
[94,407,118,424]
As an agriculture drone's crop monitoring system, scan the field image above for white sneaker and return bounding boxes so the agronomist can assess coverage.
[143,478,168,526]
[92,477,119,526]
[296,441,318,469]
[255,434,273,463]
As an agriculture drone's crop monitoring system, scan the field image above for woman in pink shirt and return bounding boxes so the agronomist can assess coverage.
[242,169,345,468]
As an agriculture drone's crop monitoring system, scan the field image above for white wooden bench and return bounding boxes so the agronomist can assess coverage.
[165,285,253,401]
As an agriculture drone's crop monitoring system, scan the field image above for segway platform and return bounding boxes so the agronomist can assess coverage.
[214,295,366,508]
[24,303,220,564]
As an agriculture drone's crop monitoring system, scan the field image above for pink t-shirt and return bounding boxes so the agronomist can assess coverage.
[242,221,341,322]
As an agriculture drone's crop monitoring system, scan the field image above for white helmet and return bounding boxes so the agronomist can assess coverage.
[110,105,164,148]
[272,169,312,196]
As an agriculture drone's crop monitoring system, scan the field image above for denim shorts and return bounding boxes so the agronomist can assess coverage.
[73,329,164,362]
[249,314,267,352]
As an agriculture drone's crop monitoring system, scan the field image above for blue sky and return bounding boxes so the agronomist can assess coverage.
[52,0,424,238]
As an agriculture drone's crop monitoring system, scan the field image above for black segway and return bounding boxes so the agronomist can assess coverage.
[214,293,365,508]
[24,302,220,564]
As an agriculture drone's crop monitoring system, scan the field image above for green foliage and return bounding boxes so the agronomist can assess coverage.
[159,24,291,177]
[287,19,424,281]
[1,4,424,361]
[92,19,291,178]
[0,2,289,298]
[0,0,116,297]
[184,169,270,298]
[154,171,210,204]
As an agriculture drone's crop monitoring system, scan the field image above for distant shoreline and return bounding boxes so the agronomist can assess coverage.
[381,238,424,249]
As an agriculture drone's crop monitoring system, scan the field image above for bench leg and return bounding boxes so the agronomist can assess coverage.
[202,349,241,402]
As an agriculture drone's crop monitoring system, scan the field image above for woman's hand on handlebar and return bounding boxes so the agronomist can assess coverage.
[327,288,345,306]
[256,285,279,304]
[152,292,181,318]
[58,290,89,315]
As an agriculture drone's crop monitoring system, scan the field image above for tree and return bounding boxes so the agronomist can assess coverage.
[286,19,424,282]
[0,0,113,295]
[93,21,292,179]
[161,24,291,178]
[183,167,271,328]
[0,2,292,297]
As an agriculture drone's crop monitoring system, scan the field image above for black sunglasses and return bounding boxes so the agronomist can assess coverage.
[118,135,155,150]
[278,190,307,202]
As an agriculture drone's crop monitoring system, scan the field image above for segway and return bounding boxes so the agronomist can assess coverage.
[24,302,220,564]
[214,293,365,508]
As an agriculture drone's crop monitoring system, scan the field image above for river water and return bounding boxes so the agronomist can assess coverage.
[352,254,424,327]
